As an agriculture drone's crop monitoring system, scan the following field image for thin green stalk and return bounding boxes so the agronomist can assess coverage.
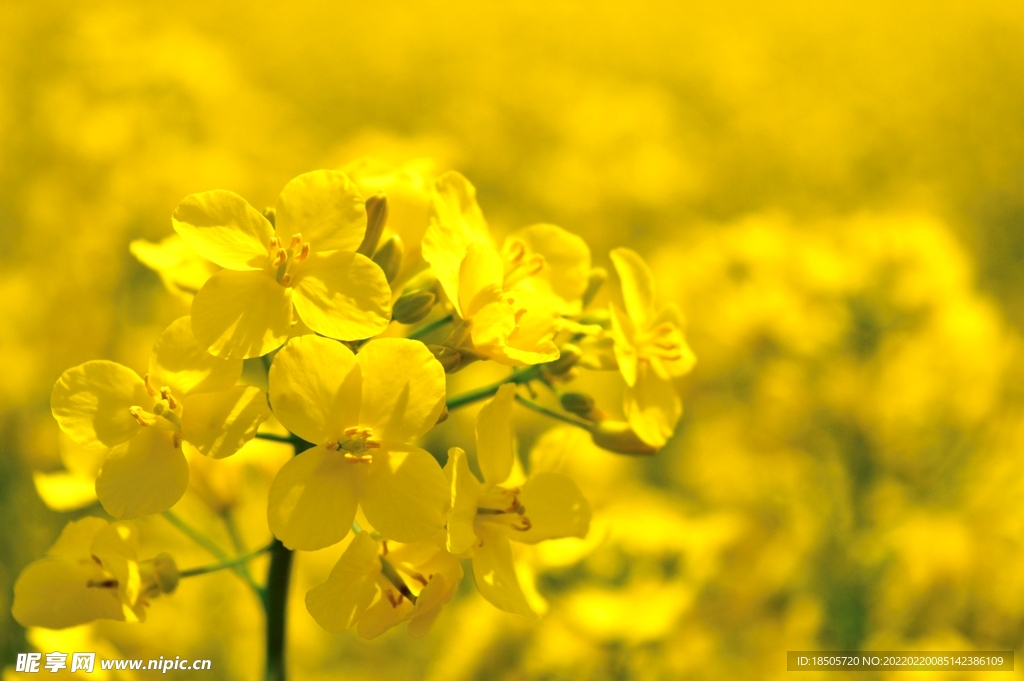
[407,314,453,340]
[446,366,542,411]
[514,394,593,430]
[179,544,272,579]
[263,437,313,681]
[255,432,295,444]
[163,510,263,596]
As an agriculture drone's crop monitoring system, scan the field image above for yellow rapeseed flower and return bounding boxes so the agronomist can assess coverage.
[12,517,178,629]
[609,248,696,447]
[266,335,449,550]
[50,317,270,518]
[305,531,463,639]
[445,384,591,616]
[172,170,393,359]
[423,172,592,365]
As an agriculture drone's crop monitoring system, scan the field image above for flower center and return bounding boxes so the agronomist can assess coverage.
[636,321,686,363]
[502,239,546,288]
[127,375,183,447]
[268,233,311,286]
[475,486,532,532]
[325,427,381,463]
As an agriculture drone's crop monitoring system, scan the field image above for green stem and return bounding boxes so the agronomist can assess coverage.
[255,432,295,444]
[446,366,542,411]
[163,511,263,596]
[263,437,313,681]
[407,314,453,340]
[180,545,272,578]
[514,394,593,430]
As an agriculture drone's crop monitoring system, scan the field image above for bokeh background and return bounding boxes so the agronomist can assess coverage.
[4,0,1024,678]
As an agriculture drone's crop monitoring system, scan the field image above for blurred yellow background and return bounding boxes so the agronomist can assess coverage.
[3,1,1024,678]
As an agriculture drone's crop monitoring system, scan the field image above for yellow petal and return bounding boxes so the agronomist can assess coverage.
[291,251,391,341]
[624,362,681,448]
[267,445,359,550]
[444,447,482,554]
[515,472,591,544]
[275,170,366,254]
[33,471,97,512]
[12,559,125,629]
[130,234,218,299]
[476,384,516,487]
[610,248,656,329]
[91,523,141,610]
[305,532,380,632]
[46,517,110,560]
[51,361,149,449]
[500,292,561,366]
[268,335,360,444]
[191,269,293,359]
[149,317,242,396]
[652,304,697,378]
[422,171,492,311]
[357,338,446,442]
[172,190,272,271]
[609,302,638,386]
[357,590,412,639]
[506,224,591,315]
[471,525,537,618]
[360,445,448,543]
[95,427,189,519]
[181,386,271,459]
[468,300,517,361]
[459,242,505,319]
[407,574,455,638]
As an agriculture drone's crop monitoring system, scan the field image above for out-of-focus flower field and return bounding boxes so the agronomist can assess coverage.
[4,1,1024,678]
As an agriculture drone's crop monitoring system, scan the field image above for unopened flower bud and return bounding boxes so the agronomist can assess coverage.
[560,392,596,419]
[372,234,404,283]
[578,309,610,328]
[581,267,608,309]
[435,405,449,424]
[546,343,582,375]
[393,290,437,324]
[357,193,388,257]
[403,269,439,296]
[589,421,658,456]
[141,552,180,596]
[428,345,463,373]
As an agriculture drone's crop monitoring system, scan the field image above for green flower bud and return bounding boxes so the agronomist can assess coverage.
[357,193,388,256]
[372,234,404,283]
[590,421,658,456]
[560,392,596,418]
[393,290,437,324]
[428,345,463,373]
[546,343,582,375]
[581,266,608,309]
[140,552,180,597]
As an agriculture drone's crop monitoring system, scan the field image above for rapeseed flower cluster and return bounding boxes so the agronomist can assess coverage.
[12,163,693,652]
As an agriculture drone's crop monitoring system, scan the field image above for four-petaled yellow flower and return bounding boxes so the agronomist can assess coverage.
[172,170,393,359]
[266,335,449,550]
[12,517,178,629]
[423,172,591,365]
[50,317,271,518]
[445,384,591,616]
[609,248,696,447]
[305,531,463,639]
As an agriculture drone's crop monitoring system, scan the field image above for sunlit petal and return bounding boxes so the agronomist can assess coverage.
[191,269,293,359]
[95,427,189,519]
[267,445,359,550]
[172,190,272,271]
